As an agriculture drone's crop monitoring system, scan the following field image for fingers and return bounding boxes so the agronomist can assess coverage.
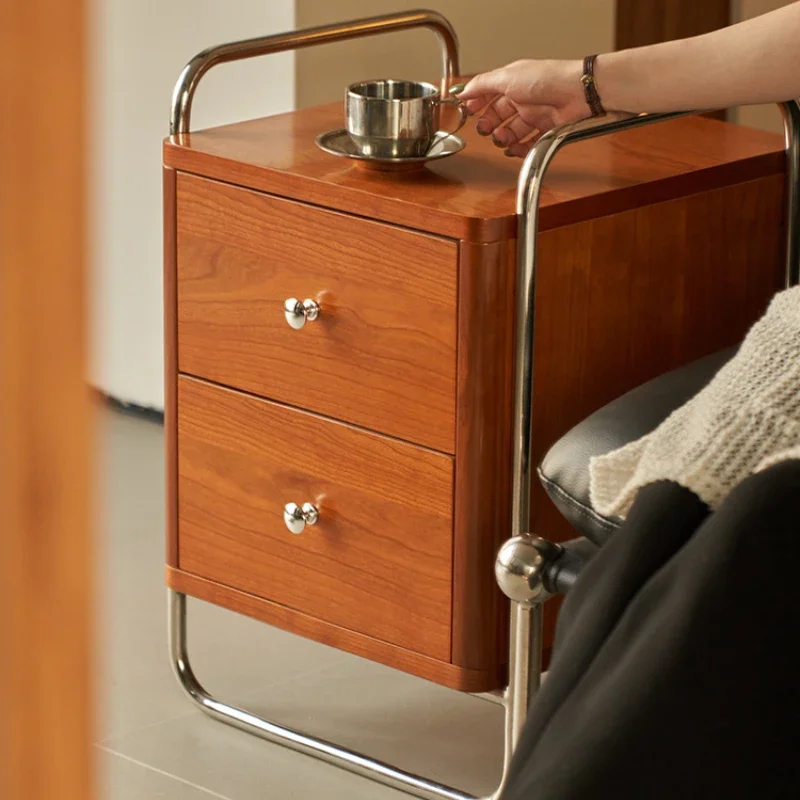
[492,114,532,145]
[457,72,546,157]
[462,93,496,117]
[460,69,512,124]
[489,110,520,141]
[459,73,531,140]
[519,129,541,145]
[504,142,533,159]
[504,143,529,158]
[468,93,503,127]
[504,131,542,159]
[475,94,517,136]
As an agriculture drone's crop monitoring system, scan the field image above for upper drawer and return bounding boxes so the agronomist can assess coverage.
[176,174,458,453]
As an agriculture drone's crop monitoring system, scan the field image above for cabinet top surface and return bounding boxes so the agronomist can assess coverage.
[164,102,784,242]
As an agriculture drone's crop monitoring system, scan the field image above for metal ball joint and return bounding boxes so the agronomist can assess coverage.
[495,535,563,605]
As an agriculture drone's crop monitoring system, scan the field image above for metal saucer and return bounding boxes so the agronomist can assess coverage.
[315,128,465,172]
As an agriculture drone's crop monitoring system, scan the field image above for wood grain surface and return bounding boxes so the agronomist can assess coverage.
[528,174,785,643]
[164,105,783,242]
[176,173,458,452]
[177,376,454,660]
[451,239,516,672]
[0,0,93,797]
[167,566,504,692]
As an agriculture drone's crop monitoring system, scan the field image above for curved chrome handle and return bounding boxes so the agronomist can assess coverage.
[171,10,460,136]
[434,96,468,145]
[283,502,319,535]
[284,298,319,330]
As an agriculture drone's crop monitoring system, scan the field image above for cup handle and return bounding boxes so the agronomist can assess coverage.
[436,96,468,137]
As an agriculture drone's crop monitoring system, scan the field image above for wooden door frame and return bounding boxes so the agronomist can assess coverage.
[616,0,731,49]
[615,0,731,119]
[0,2,93,799]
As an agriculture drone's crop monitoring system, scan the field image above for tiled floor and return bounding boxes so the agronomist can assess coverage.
[96,407,505,798]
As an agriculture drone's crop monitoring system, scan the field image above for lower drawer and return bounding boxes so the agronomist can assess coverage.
[177,376,454,660]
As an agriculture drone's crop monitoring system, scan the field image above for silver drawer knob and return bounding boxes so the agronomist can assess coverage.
[284,298,319,330]
[283,502,319,534]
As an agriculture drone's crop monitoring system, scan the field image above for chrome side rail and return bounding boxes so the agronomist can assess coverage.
[169,9,459,136]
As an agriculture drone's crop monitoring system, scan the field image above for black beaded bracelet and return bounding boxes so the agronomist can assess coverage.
[581,55,606,117]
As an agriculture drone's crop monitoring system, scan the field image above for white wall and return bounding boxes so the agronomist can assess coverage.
[90,0,296,410]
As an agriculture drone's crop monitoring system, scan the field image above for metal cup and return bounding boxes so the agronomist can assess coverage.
[345,79,467,159]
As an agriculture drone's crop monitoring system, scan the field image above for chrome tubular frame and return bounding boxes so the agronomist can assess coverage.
[170,588,539,800]
[169,9,459,137]
[166,11,800,795]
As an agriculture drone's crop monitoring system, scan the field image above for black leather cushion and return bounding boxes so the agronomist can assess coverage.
[539,348,736,545]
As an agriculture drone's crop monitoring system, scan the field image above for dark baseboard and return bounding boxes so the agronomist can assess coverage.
[94,388,164,424]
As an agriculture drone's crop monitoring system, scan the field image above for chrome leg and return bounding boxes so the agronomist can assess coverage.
[502,603,542,761]
[169,588,545,800]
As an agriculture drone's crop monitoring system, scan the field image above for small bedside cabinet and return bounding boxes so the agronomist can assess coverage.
[162,11,798,800]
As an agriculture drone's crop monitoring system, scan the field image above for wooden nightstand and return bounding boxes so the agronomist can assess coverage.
[162,11,799,800]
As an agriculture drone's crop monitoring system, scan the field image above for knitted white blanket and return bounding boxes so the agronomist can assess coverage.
[590,286,800,519]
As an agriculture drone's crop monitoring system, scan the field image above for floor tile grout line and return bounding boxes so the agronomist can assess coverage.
[229,656,347,706]
[96,656,347,748]
[95,706,199,749]
[99,746,234,800]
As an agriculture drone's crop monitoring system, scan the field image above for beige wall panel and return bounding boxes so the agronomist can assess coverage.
[295,0,614,108]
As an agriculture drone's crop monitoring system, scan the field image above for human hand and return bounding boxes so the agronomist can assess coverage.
[458,59,594,157]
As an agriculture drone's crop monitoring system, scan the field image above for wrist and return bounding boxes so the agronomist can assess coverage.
[593,42,695,115]
[592,52,626,113]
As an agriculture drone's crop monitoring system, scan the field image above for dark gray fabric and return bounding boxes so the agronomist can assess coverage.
[503,460,800,800]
